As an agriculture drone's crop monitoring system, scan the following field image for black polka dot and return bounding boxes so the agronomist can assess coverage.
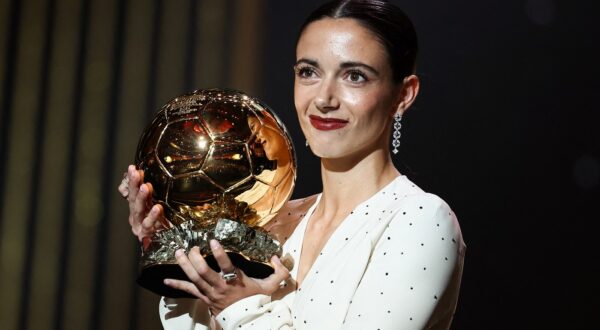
[329,302,332,305]
[402,211,406,215]
[410,286,413,290]
[441,237,445,240]
[434,295,438,300]
[419,206,423,209]
[421,243,424,246]
[409,222,412,226]
[330,280,334,283]
[365,212,368,215]
[387,310,391,313]
[383,252,387,255]
[310,298,313,301]
[222,317,226,321]
[423,267,427,270]
[445,257,448,260]
[387,236,391,240]
[385,272,389,276]
[380,291,383,295]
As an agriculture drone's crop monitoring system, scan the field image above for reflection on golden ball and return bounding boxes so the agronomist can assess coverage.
[136,88,296,229]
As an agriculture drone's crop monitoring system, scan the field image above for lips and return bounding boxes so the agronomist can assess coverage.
[309,115,349,131]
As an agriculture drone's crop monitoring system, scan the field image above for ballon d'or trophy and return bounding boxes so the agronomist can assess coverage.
[135,89,296,298]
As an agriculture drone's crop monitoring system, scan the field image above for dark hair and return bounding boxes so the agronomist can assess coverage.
[299,0,418,83]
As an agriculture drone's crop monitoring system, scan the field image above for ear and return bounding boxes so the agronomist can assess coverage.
[393,75,420,117]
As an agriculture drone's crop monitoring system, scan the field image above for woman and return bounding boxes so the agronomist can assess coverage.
[119,1,465,329]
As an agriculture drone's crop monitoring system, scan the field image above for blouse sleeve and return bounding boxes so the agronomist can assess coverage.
[216,294,294,330]
[341,193,464,329]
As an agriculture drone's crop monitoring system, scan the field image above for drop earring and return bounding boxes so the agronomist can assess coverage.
[392,113,402,154]
[305,139,309,147]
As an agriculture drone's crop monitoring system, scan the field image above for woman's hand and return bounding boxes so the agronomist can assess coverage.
[118,164,167,242]
[165,240,290,315]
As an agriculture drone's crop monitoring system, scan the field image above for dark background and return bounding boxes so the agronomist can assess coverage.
[0,0,598,329]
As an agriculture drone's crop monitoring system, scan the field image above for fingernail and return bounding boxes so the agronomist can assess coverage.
[272,255,281,265]
[210,239,220,249]
[175,249,184,257]
[163,279,170,285]
[151,205,159,215]
[140,184,147,193]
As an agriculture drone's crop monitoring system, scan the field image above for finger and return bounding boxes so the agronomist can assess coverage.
[260,255,291,293]
[118,172,129,197]
[132,183,151,225]
[126,165,140,204]
[175,249,213,293]
[151,203,172,229]
[210,240,236,275]
[139,205,161,240]
[188,247,222,287]
[163,278,208,303]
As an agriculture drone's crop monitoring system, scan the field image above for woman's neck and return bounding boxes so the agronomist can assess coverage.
[315,147,400,218]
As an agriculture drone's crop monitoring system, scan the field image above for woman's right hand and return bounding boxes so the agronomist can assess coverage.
[118,164,167,242]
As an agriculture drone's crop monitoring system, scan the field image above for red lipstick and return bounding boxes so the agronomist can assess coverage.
[309,115,349,131]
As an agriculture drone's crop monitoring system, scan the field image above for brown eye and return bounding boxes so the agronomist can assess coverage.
[294,65,317,79]
[347,70,367,83]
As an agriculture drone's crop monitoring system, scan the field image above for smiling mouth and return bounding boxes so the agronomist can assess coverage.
[309,115,349,131]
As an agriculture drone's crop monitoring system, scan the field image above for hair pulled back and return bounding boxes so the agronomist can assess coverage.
[299,0,418,83]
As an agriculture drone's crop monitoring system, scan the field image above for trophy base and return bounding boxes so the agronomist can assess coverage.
[138,252,275,298]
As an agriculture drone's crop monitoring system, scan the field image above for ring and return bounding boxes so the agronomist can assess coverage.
[220,268,238,282]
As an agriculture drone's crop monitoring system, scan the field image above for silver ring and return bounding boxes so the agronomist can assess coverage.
[220,268,238,282]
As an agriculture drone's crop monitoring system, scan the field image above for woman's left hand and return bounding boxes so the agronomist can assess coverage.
[164,239,290,315]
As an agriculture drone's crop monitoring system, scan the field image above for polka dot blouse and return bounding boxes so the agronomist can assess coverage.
[159,175,466,329]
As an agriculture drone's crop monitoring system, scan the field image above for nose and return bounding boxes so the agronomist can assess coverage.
[314,76,340,112]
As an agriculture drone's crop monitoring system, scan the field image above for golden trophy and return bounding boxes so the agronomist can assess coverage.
[135,89,296,298]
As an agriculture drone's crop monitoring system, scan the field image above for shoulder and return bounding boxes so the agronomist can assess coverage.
[387,192,465,251]
[264,195,318,244]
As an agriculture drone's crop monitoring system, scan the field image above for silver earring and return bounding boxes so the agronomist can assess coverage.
[392,113,402,154]
[305,139,309,147]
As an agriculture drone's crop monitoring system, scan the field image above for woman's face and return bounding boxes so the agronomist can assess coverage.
[294,18,402,160]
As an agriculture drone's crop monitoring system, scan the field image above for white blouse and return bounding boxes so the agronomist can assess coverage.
[159,175,466,330]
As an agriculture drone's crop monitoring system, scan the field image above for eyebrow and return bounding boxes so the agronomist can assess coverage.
[340,61,380,76]
[294,58,380,76]
[294,58,319,68]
